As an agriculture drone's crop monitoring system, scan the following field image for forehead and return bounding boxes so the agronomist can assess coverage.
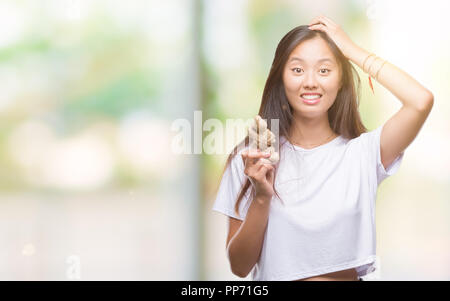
[287,38,337,65]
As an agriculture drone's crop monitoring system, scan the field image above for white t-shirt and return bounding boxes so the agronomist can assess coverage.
[211,124,405,281]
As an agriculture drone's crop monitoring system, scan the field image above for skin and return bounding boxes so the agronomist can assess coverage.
[241,149,274,201]
[282,36,341,148]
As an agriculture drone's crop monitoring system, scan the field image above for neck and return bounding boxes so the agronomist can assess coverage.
[289,114,337,148]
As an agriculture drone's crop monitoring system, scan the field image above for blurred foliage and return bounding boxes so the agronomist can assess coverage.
[0,3,166,191]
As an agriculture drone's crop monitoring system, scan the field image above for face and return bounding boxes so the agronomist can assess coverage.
[282,37,342,119]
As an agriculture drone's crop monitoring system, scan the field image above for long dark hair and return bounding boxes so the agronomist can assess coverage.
[221,25,367,219]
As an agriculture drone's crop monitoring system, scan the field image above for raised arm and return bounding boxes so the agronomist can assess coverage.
[309,15,434,169]
[348,45,433,169]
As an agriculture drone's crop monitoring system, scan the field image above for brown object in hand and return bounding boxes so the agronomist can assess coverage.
[248,115,279,164]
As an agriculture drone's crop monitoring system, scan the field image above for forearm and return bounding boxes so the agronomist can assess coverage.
[227,196,271,277]
[348,45,434,110]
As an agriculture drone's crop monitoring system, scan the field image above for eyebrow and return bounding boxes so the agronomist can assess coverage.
[289,57,335,64]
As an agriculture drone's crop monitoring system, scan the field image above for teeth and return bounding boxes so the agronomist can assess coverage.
[301,94,321,100]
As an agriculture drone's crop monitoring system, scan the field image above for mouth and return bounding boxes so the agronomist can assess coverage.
[300,93,322,104]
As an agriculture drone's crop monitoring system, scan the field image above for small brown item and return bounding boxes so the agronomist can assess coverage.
[248,115,279,164]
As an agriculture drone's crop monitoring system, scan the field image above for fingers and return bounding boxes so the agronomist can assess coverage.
[242,150,273,178]
[308,23,326,32]
[263,167,274,185]
[316,15,330,26]
[242,149,271,165]
[267,168,274,183]
[321,15,336,26]
[309,15,325,27]
[254,163,274,182]
[309,15,338,31]
[308,16,326,32]
[247,149,270,159]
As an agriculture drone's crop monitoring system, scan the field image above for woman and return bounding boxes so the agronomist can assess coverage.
[212,15,433,281]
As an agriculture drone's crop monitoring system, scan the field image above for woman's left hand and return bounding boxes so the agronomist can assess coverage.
[308,15,359,59]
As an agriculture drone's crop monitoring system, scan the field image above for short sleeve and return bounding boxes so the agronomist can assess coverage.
[211,150,252,221]
[362,124,405,186]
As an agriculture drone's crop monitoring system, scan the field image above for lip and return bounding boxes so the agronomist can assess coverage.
[301,93,322,96]
[300,93,322,105]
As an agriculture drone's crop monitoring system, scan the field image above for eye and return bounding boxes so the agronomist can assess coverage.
[292,67,302,74]
[320,68,331,74]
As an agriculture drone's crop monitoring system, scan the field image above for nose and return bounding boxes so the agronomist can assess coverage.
[302,71,319,90]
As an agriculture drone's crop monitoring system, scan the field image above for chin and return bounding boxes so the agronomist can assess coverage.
[293,109,326,119]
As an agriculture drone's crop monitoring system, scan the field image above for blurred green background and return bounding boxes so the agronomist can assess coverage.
[0,0,448,280]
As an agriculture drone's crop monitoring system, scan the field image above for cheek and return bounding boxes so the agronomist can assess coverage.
[322,76,341,92]
[283,74,300,91]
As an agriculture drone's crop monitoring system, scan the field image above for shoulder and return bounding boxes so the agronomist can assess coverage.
[351,126,383,150]
[342,126,382,148]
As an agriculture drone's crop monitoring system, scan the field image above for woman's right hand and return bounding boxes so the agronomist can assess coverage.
[241,149,275,202]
